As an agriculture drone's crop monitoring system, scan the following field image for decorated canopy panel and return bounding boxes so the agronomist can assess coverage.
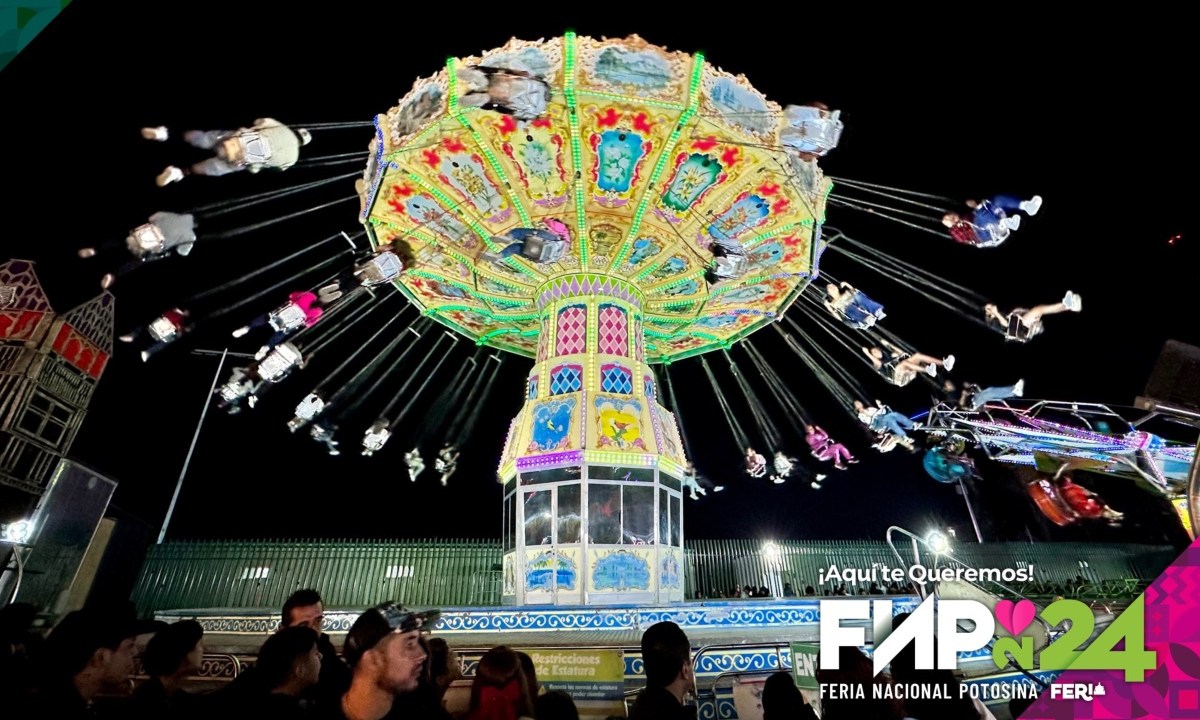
[362,33,829,362]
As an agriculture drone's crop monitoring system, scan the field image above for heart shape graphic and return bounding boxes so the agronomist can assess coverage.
[995,599,1036,636]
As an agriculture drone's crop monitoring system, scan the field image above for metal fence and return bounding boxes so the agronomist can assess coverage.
[131,538,1179,615]
[684,539,1178,598]
[132,539,502,615]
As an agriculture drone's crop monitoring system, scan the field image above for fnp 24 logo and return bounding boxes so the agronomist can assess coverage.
[820,595,1155,681]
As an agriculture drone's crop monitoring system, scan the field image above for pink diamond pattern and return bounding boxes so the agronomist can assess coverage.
[556,305,587,355]
[598,304,629,356]
[539,276,642,311]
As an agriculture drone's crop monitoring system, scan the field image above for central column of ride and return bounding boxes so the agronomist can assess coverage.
[496,274,690,606]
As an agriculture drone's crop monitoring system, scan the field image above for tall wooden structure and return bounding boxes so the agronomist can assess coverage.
[0,259,114,522]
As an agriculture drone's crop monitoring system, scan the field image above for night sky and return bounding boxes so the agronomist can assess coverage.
[2,6,1194,547]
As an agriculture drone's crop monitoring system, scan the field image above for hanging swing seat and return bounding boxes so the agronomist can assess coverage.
[269,302,308,332]
[1001,312,1042,342]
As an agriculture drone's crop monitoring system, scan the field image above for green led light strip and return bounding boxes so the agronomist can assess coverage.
[475,272,525,291]
[656,299,698,310]
[405,270,518,309]
[715,270,804,302]
[446,56,461,114]
[389,276,425,309]
[445,57,532,227]
[728,318,770,347]
[563,32,588,266]
[667,342,727,362]
[577,89,686,110]
[706,269,785,299]
[818,178,833,224]
[419,300,539,327]
[401,173,539,286]
[382,222,475,267]
[385,109,453,161]
[609,52,705,270]
[385,117,445,160]
[407,269,473,290]
[403,172,497,250]
[646,269,704,296]
[504,256,544,281]
[423,310,480,341]
[743,220,808,250]
[634,256,671,282]
[494,312,539,322]
[661,329,722,343]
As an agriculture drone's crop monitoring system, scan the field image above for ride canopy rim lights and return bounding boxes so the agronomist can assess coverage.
[359,32,832,365]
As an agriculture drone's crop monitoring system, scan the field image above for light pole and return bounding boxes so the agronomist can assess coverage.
[156,348,252,544]
[1,519,33,605]
[958,476,985,543]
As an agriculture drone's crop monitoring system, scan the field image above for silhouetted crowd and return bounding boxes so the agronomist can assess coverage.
[1,590,1035,719]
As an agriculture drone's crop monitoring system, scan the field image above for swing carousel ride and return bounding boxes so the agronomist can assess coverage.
[99,33,1197,602]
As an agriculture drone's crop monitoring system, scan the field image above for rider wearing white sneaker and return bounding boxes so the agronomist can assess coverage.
[963,379,1025,410]
[863,340,953,385]
[79,211,199,289]
[144,118,312,186]
[984,291,1081,342]
[944,194,1041,248]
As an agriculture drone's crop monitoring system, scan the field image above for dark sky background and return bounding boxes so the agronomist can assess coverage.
[2,5,1195,548]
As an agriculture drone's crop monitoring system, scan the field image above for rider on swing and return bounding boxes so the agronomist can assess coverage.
[745,447,768,478]
[984,291,1081,342]
[435,444,459,486]
[404,448,425,482]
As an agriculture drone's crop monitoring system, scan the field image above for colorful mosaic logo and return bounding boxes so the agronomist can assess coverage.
[1018,538,1200,719]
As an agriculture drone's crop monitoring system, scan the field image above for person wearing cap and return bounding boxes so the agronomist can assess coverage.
[330,602,439,720]
[628,621,697,720]
[128,619,205,719]
[143,118,313,186]
[17,607,148,719]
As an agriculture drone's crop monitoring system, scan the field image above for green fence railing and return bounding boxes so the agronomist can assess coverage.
[683,539,1177,598]
[131,538,1178,615]
[132,539,502,615]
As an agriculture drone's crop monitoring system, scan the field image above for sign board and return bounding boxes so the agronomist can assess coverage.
[790,641,820,690]
[523,648,624,699]
[521,648,625,719]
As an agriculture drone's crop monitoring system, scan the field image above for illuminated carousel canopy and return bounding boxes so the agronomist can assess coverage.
[360,32,830,363]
